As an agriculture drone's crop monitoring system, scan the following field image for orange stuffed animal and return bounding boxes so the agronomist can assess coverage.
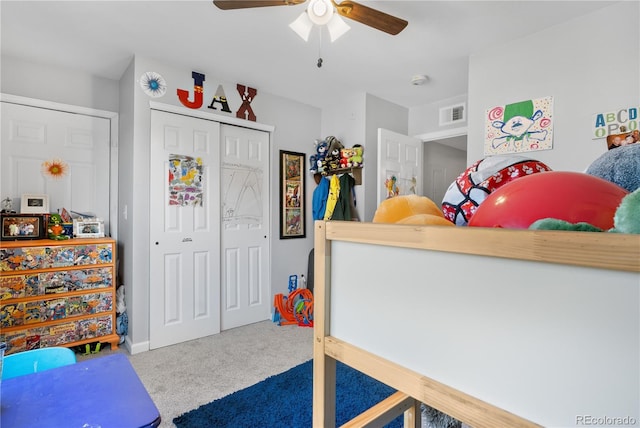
[373,194,454,226]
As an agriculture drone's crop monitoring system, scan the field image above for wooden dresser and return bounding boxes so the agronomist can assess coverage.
[0,238,119,355]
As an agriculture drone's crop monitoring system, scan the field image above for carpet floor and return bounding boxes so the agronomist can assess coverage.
[173,359,403,428]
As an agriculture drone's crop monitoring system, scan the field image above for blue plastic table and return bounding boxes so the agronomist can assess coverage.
[1,353,161,428]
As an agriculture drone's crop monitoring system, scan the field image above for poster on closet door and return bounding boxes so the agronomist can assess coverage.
[168,154,203,206]
[221,162,263,225]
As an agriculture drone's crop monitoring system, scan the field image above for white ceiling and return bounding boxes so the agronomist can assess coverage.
[1,1,616,109]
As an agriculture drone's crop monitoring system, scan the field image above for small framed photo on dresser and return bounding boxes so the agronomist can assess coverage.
[73,218,105,238]
[20,194,49,214]
[1,214,46,241]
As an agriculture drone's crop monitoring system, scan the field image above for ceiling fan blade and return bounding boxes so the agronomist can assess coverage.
[213,0,306,10]
[332,0,407,35]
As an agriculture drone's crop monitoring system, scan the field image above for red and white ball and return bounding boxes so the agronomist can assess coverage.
[441,155,552,226]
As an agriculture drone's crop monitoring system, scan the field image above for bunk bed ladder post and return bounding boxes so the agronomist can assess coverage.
[313,220,337,427]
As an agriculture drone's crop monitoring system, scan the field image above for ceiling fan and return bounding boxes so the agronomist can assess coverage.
[212,0,408,41]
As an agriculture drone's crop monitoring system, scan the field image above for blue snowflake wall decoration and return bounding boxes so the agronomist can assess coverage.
[139,71,167,98]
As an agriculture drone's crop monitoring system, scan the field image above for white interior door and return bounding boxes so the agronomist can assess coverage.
[377,128,423,206]
[220,124,270,330]
[1,102,111,231]
[149,109,221,349]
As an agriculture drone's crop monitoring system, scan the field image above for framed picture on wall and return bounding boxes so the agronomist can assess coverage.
[279,150,305,239]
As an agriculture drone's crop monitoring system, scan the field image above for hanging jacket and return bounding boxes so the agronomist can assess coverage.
[312,176,330,220]
[323,175,341,220]
[331,173,355,221]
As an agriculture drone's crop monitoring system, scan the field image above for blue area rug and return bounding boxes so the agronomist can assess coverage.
[173,359,403,427]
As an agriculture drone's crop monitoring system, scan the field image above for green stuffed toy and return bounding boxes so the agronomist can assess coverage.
[611,188,640,233]
[529,218,603,232]
[48,213,70,240]
[350,144,363,167]
[530,188,640,234]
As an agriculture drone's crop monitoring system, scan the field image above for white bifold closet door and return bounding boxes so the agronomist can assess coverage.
[149,109,270,349]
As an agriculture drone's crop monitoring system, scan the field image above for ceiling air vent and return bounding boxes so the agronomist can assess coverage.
[439,103,466,126]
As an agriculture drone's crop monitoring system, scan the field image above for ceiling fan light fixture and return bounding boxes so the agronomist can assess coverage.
[290,0,351,42]
[307,0,333,25]
[327,14,350,42]
[289,11,314,41]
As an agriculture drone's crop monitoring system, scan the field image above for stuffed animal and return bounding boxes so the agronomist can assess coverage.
[339,148,355,169]
[321,136,344,173]
[529,218,603,232]
[350,144,363,167]
[612,188,640,233]
[373,194,454,226]
[586,143,640,193]
[310,139,328,173]
[48,213,70,240]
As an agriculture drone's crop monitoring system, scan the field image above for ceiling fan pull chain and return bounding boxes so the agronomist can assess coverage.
[317,26,323,68]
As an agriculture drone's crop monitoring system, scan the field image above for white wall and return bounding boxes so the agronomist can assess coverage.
[409,93,468,137]
[1,56,119,112]
[320,92,367,148]
[117,60,138,350]
[467,1,639,172]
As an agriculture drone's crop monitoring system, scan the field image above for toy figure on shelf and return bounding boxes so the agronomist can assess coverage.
[321,136,344,173]
[1,197,15,213]
[309,139,328,174]
[350,144,363,167]
[339,147,354,169]
[48,213,70,240]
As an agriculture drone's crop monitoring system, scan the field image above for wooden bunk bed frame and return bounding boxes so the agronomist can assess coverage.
[313,220,639,428]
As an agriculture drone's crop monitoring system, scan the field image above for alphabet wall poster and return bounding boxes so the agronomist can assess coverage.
[484,96,554,155]
[592,106,638,140]
[592,106,639,150]
[168,154,203,206]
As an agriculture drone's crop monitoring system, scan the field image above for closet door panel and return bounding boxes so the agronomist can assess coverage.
[1,102,110,228]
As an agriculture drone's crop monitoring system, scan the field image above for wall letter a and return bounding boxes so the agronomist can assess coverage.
[177,72,205,109]
[208,84,232,113]
[236,84,257,122]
